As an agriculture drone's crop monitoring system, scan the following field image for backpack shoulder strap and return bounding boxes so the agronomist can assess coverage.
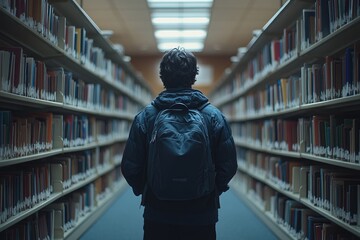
[197,101,210,111]
[148,101,159,130]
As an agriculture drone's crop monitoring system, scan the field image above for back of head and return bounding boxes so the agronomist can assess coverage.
[160,47,199,89]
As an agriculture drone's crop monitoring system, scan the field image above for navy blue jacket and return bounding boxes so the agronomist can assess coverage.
[121,88,237,225]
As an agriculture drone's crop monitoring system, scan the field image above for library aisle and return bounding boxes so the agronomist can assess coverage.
[80,184,277,240]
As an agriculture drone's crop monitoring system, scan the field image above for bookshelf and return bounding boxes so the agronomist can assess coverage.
[0,0,152,239]
[211,0,360,239]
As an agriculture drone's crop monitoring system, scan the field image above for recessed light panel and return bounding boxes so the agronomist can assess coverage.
[147,0,213,52]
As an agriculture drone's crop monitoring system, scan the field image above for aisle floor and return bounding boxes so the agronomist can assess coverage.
[80,186,278,240]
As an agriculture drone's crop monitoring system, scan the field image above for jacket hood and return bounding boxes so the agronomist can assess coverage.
[152,88,208,110]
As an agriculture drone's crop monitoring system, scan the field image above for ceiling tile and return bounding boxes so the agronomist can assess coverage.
[75,0,283,55]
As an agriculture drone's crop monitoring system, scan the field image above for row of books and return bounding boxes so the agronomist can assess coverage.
[301,44,360,104]
[271,193,358,240]
[0,209,55,240]
[0,48,53,99]
[0,2,152,104]
[221,42,360,119]
[237,148,297,192]
[231,114,360,163]
[0,111,130,160]
[221,75,301,118]
[315,0,360,41]
[0,144,124,227]
[60,70,139,113]
[1,0,60,46]
[237,148,360,226]
[231,119,299,152]
[0,166,123,240]
[97,143,125,172]
[233,171,359,239]
[213,3,360,103]
[306,165,360,225]
[0,47,143,114]
[62,71,140,114]
[0,163,53,224]
[299,116,359,161]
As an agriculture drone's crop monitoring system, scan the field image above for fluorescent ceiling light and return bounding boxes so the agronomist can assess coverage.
[158,42,204,52]
[151,9,210,18]
[148,0,213,2]
[152,17,209,25]
[155,30,207,38]
[147,0,212,52]
[147,0,213,8]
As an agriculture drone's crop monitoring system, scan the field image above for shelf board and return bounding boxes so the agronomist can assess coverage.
[301,153,360,171]
[229,105,301,122]
[0,137,128,167]
[234,138,301,159]
[0,91,63,109]
[300,95,360,112]
[0,192,62,232]
[0,149,63,167]
[61,104,135,120]
[0,91,136,120]
[227,94,360,122]
[300,198,360,237]
[235,139,360,171]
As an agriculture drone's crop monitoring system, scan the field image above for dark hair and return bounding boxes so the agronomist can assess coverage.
[159,47,199,89]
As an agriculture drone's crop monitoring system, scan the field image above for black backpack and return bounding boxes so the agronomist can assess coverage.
[147,102,215,201]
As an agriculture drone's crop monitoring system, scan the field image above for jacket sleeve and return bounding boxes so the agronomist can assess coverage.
[212,112,237,194]
[121,113,147,196]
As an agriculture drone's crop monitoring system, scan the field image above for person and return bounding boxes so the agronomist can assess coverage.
[121,47,237,240]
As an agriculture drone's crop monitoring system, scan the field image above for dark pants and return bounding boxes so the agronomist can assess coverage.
[143,220,216,240]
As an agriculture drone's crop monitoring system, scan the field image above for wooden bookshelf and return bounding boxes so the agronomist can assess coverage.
[0,1,150,239]
[211,0,360,239]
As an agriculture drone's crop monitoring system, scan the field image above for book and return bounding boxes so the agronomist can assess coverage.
[292,166,301,194]
[66,26,76,57]
[271,39,281,64]
[311,64,322,102]
[299,166,310,198]
[346,47,355,96]
[316,0,330,40]
[358,185,360,226]
[354,41,360,95]
[0,47,25,94]
[301,9,316,50]
[331,57,342,98]
[324,56,333,100]
[347,183,359,225]
[57,16,67,50]
[307,215,329,240]
[300,208,313,237]
[284,199,303,229]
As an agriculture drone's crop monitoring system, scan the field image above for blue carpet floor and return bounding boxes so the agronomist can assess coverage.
[80,186,278,240]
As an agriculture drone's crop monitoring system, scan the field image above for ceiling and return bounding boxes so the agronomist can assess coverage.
[77,0,285,57]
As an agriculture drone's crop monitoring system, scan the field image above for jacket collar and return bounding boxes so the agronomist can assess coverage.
[152,88,208,110]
